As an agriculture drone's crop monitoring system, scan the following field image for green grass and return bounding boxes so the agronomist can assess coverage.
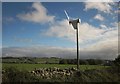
[2,63,109,71]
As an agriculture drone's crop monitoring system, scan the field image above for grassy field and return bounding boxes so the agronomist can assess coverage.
[2,57,60,64]
[33,58,59,63]
[2,63,109,71]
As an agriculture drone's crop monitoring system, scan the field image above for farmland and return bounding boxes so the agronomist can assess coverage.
[2,63,109,71]
[2,63,120,83]
[2,57,110,71]
[2,56,120,83]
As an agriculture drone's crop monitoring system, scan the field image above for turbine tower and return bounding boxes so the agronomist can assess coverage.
[64,10,81,69]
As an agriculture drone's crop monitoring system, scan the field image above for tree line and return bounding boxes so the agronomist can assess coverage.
[59,59,113,65]
[2,56,114,65]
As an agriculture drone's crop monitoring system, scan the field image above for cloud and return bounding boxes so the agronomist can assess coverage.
[94,14,104,21]
[2,44,118,60]
[2,46,76,59]
[83,29,118,51]
[111,22,118,27]
[44,19,76,41]
[84,0,115,2]
[43,18,118,59]
[44,19,105,44]
[78,22,104,43]
[100,24,107,29]
[81,32,118,60]
[84,2,113,13]
[17,2,55,24]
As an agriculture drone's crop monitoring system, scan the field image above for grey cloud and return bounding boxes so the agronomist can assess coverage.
[2,46,118,60]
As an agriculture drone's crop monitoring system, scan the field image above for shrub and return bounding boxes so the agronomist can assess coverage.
[2,67,41,83]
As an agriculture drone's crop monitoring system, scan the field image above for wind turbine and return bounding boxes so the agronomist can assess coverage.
[64,10,81,69]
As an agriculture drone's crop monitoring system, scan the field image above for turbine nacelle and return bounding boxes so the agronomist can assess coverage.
[64,10,81,29]
[69,19,80,24]
[69,19,80,29]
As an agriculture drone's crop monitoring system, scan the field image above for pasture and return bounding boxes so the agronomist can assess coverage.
[2,63,109,71]
[2,57,60,64]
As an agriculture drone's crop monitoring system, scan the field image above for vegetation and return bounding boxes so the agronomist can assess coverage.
[2,57,60,64]
[2,67,41,83]
[2,57,112,65]
[2,63,109,71]
[59,59,111,65]
[2,56,120,83]
[2,66,120,83]
[114,55,120,66]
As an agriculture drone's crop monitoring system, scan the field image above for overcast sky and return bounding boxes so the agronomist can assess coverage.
[2,2,119,60]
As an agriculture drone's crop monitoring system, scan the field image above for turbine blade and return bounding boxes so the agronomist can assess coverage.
[64,10,70,20]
